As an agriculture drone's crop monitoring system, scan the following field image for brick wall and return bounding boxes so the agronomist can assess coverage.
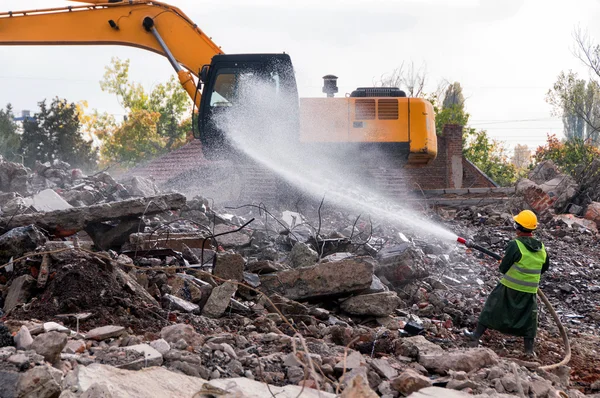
[405,124,497,190]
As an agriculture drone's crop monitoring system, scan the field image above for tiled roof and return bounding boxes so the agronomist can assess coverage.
[121,139,208,185]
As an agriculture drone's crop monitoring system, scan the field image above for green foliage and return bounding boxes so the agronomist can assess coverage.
[546,70,600,144]
[0,104,21,161]
[427,82,470,136]
[94,57,192,166]
[425,82,518,186]
[100,110,165,166]
[20,98,98,171]
[463,127,518,186]
[533,134,600,175]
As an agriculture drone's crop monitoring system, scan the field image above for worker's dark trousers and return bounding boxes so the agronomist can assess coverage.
[473,323,487,339]
[524,337,535,353]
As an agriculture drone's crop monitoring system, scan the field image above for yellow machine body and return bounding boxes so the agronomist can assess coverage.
[300,97,437,165]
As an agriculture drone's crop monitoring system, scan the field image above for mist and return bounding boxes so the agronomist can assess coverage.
[213,74,457,243]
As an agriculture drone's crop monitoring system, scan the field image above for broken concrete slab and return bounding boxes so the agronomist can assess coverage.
[0,225,47,264]
[160,324,203,346]
[129,232,211,251]
[14,325,33,351]
[290,242,318,268]
[202,281,237,318]
[584,201,600,227]
[246,260,288,274]
[27,188,73,212]
[122,176,160,197]
[30,332,68,364]
[395,336,444,359]
[405,386,476,397]
[376,244,428,286]
[119,344,164,370]
[335,351,365,372]
[418,348,499,375]
[371,358,399,380]
[213,224,252,249]
[259,259,373,301]
[2,275,36,313]
[75,363,335,398]
[149,339,171,356]
[85,325,126,341]
[340,291,401,317]
[162,294,200,314]
[63,340,86,354]
[15,364,63,398]
[0,193,186,236]
[391,368,433,396]
[0,369,19,398]
[213,253,245,282]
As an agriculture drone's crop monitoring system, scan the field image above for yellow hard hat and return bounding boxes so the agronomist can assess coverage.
[513,210,538,230]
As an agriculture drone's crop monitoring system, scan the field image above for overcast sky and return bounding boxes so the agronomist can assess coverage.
[2,0,600,153]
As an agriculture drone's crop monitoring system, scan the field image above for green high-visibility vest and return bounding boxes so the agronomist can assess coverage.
[500,239,547,294]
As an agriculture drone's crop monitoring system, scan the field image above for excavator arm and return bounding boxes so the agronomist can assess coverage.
[0,0,224,106]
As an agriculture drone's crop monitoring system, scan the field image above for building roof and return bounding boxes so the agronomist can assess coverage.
[121,139,208,185]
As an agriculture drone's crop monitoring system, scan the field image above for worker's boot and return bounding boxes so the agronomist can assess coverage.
[524,338,536,357]
[463,323,487,344]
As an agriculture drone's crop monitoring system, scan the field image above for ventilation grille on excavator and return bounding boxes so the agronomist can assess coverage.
[350,87,407,98]
[355,99,376,120]
[378,99,399,120]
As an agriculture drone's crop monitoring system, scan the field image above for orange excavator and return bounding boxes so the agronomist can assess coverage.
[0,0,437,200]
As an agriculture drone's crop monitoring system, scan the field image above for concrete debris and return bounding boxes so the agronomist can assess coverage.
[30,331,68,364]
[391,368,433,395]
[14,326,33,351]
[340,291,402,317]
[289,241,318,268]
[259,259,373,300]
[0,225,47,264]
[202,281,237,318]
[85,326,126,341]
[2,162,600,396]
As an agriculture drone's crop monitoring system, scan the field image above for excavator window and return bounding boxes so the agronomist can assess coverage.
[208,68,285,109]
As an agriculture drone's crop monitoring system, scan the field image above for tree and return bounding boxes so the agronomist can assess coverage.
[511,144,531,170]
[100,110,165,166]
[20,98,98,170]
[432,82,469,136]
[463,128,518,186]
[0,104,21,162]
[95,57,192,163]
[376,61,428,97]
[533,134,600,176]
[546,70,600,144]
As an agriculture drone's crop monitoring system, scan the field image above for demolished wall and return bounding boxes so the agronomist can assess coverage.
[404,124,497,190]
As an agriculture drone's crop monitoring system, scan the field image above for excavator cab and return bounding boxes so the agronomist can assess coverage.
[197,53,300,159]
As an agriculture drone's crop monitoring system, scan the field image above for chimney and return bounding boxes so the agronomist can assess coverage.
[322,75,338,98]
[443,124,463,189]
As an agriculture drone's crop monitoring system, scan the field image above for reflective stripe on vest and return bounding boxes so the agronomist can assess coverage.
[500,239,547,294]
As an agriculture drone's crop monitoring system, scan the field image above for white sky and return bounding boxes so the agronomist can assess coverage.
[2,0,600,153]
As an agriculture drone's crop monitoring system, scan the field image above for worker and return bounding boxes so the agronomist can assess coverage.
[464,210,550,357]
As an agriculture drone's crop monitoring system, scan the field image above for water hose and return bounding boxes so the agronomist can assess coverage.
[457,237,571,371]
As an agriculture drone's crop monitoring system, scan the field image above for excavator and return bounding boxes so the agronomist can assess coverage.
[0,0,438,202]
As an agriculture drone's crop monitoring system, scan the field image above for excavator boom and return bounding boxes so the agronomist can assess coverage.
[0,1,224,105]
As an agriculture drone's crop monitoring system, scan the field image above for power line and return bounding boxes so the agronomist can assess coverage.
[469,117,558,125]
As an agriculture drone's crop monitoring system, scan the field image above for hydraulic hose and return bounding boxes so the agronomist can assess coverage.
[457,237,571,371]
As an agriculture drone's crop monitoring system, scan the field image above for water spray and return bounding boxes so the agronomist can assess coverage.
[456,236,570,371]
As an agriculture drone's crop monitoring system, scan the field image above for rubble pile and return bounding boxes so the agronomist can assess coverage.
[1,157,600,397]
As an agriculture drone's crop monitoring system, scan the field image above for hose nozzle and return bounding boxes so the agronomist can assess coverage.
[456,236,474,248]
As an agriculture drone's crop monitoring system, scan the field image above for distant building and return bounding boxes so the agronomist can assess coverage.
[13,110,35,122]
